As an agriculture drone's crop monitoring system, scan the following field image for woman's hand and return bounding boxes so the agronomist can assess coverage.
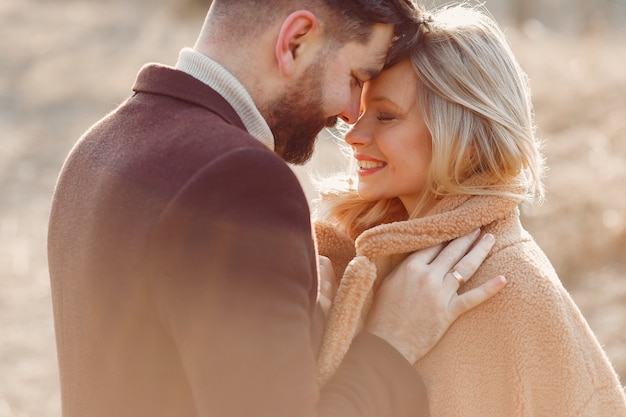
[317,255,338,320]
[366,229,507,364]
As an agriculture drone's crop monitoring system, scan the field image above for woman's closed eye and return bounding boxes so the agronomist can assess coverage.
[377,113,396,121]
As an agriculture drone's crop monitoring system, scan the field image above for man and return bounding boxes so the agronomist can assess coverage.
[48,1,505,416]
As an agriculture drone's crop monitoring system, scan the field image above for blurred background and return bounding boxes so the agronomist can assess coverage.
[1,0,624,415]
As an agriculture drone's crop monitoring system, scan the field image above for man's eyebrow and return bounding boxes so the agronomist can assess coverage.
[357,67,383,81]
[357,54,388,81]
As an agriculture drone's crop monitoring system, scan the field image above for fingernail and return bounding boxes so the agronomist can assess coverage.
[472,228,481,237]
[482,233,494,243]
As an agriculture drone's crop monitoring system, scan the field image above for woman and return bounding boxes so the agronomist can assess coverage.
[314,4,626,416]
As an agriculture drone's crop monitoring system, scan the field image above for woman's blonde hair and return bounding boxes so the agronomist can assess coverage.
[315,3,545,238]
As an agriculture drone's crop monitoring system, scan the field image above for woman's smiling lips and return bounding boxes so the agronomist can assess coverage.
[355,154,387,175]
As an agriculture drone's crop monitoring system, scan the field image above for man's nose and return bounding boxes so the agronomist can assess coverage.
[338,90,361,124]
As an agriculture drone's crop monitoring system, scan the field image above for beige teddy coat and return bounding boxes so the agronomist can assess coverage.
[315,180,626,416]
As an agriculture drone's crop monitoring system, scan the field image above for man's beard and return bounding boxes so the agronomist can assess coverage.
[265,59,337,165]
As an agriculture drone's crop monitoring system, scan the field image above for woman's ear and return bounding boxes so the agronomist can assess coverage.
[275,10,320,77]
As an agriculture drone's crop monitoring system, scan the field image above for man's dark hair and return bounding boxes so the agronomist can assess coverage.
[209,0,422,64]
[321,0,422,64]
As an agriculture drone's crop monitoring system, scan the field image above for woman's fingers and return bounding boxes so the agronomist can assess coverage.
[406,242,446,265]
[431,229,481,269]
[441,232,505,318]
[440,232,496,293]
[449,276,507,319]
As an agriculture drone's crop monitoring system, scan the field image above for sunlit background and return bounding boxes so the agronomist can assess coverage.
[1,0,625,415]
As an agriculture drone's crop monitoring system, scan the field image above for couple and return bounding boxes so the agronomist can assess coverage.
[47,1,625,417]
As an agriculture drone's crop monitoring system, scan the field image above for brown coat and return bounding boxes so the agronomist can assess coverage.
[316,175,626,416]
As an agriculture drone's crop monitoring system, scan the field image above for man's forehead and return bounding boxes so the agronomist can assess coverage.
[355,50,389,79]
[334,25,393,79]
[351,25,394,77]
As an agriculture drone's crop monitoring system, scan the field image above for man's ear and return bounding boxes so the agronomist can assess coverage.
[275,11,320,77]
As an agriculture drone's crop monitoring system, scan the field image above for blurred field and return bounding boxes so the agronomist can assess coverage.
[1,1,624,416]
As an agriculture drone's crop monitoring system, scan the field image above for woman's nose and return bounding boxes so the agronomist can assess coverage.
[344,121,371,147]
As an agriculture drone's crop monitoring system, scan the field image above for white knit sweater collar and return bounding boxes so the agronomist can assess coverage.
[175,47,274,150]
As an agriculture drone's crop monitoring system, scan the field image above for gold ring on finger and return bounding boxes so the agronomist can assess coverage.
[450,269,464,286]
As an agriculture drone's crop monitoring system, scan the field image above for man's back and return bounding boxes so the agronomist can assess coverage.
[48,65,320,416]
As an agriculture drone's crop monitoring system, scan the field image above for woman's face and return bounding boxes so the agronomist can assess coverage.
[345,59,434,214]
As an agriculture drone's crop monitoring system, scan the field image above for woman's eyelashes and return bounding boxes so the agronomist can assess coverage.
[358,105,400,122]
[376,112,396,121]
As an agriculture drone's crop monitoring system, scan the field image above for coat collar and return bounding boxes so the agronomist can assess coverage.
[175,48,274,150]
[355,174,523,258]
[132,63,247,133]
